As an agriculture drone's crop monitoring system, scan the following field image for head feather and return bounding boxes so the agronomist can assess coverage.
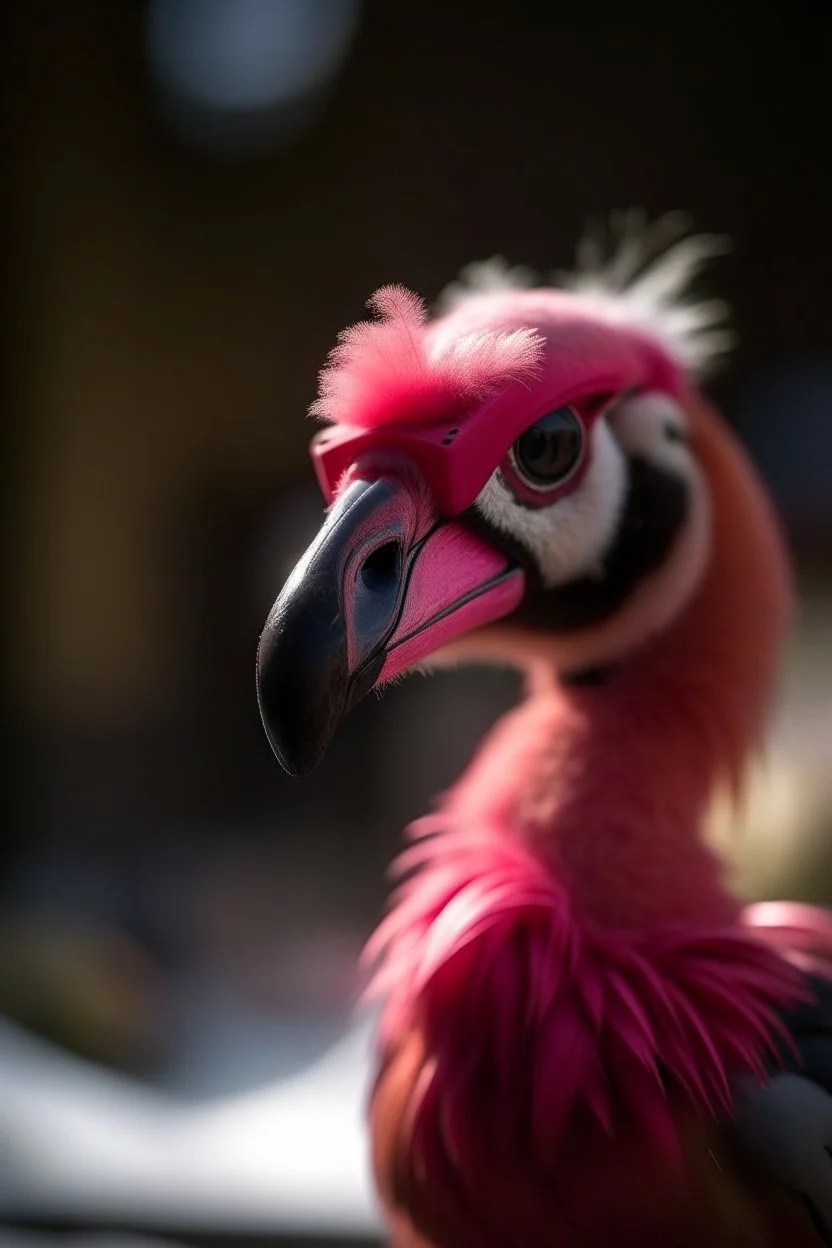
[436,211,736,379]
[310,283,544,428]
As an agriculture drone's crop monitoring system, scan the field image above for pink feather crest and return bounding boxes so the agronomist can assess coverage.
[309,284,545,429]
[365,817,806,1180]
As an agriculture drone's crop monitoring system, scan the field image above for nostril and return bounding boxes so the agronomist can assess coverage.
[354,541,403,659]
[359,541,401,593]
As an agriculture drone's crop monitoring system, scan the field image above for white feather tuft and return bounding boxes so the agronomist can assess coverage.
[435,256,538,311]
[559,210,737,377]
[436,211,737,378]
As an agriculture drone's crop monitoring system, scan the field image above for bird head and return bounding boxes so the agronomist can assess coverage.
[257,217,747,775]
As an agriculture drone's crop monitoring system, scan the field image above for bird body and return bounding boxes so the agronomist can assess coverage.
[256,217,832,1246]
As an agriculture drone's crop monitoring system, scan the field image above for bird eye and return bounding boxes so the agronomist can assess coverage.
[510,406,584,489]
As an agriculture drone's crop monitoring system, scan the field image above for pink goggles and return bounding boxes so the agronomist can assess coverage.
[311,373,646,517]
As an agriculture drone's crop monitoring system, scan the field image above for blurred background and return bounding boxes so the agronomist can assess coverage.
[2,2,831,1244]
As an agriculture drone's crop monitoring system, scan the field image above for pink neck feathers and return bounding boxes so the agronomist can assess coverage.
[445,394,792,929]
[365,395,800,1248]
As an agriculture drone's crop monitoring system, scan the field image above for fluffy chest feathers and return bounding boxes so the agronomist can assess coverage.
[366,805,809,1248]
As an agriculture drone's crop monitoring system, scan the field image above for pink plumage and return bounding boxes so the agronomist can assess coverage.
[355,265,828,1245]
[256,222,832,1248]
[309,284,545,430]
[744,901,832,981]
[368,813,802,1127]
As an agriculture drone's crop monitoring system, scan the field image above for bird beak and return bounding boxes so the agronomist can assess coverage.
[256,467,525,775]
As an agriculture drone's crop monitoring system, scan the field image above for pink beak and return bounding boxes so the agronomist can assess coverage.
[256,465,525,775]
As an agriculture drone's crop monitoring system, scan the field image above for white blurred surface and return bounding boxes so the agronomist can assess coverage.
[0,1013,381,1237]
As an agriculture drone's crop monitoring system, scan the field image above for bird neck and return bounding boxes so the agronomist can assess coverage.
[447,398,792,930]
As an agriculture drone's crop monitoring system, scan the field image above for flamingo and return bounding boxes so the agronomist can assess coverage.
[256,216,832,1247]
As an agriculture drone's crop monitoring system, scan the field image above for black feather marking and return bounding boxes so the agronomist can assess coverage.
[465,455,689,634]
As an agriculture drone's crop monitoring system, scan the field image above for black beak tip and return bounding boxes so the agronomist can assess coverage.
[255,681,309,777]
[255,477,405,777]
[261,726,322,778]
[255,614,348,779]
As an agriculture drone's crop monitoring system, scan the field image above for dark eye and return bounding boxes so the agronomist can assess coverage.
[511,406,584,488]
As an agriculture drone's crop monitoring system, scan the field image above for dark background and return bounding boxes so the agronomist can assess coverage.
[2,3,831,1243]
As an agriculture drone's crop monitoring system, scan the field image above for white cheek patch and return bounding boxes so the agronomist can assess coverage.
[610,390,693,473]
[474,419,628,587]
